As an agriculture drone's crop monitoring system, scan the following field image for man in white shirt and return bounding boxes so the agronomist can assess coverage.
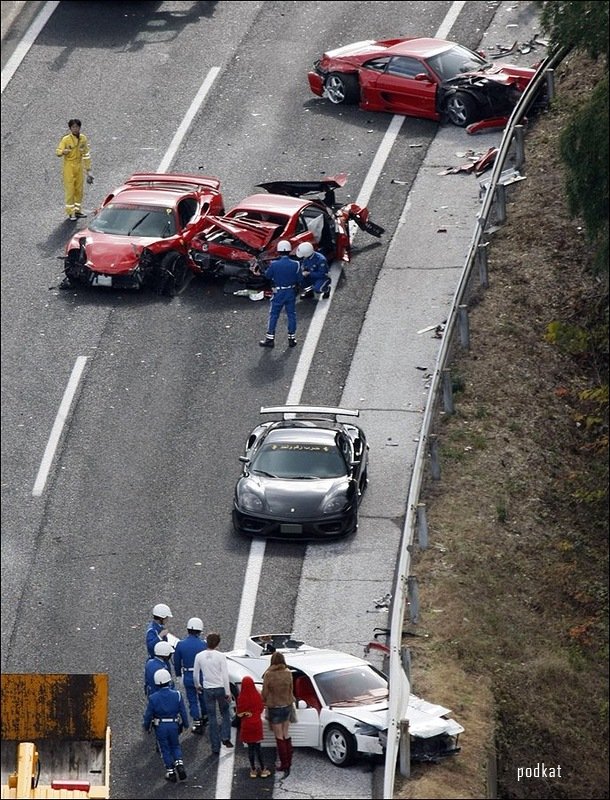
[193,632,233,754]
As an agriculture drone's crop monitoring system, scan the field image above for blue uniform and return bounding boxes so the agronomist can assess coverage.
[143,686,189,771]
[264,255,303,339]
[146,620,168,658]
[301,251,331,296]
[174,634,208,724]
[144,657,174,697]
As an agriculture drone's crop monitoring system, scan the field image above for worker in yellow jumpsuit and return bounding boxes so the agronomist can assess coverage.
[55,118,93,220]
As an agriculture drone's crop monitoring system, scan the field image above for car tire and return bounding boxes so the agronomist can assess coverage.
[323,723,357,766]
[161,252,190,297]
[324,73,360,105]
[444,91,478,127]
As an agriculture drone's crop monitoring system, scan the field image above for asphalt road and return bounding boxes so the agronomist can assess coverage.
[1,2,523,798]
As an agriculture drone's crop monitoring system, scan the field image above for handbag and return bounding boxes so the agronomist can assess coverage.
[289,703,297,723]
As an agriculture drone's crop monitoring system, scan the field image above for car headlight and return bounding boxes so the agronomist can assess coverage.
[321,489,349,515]
[239,487,264,512]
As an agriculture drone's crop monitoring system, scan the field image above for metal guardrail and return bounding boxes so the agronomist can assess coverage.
[382,44,570,799]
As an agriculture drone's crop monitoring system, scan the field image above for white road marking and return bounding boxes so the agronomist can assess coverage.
[1,1,60,94]
[32,356,87,496]
[156,67,221,173]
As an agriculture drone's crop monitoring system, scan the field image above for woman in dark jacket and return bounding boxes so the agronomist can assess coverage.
[261,652,295,776]
[236,676,271,778]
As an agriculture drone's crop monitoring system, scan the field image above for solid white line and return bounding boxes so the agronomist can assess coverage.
[32,356,87,496]
[1,1,60,94]
[156,67,221,173]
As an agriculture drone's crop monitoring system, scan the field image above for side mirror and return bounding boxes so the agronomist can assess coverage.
[239,456,249,464]
[414,73,431,82]
[296,699,307,709]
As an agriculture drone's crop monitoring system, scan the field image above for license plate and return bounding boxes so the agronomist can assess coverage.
[280,523,302,534]
[93,275,112,287]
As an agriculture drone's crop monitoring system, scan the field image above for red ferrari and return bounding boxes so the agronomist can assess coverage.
[308,37,540,127]
[189,175,384,291]
[61,173,225,296]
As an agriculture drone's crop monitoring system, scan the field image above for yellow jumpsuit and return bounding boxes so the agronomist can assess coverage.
[55,132,92,217]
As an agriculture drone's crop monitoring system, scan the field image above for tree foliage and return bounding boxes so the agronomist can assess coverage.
[538,1,609,61]
[559,76,609,274]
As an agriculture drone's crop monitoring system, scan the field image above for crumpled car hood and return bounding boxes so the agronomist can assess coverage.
[66,232,153,274]
[203,216,277,252]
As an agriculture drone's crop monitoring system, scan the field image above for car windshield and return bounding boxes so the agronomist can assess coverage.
[426,44,489,81]
[250,442,347,479]
[89,204,176,237]
[314,665,389,707]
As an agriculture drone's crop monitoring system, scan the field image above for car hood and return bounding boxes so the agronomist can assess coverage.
[204,216,277,252]
[333,697,463,739]
[238,475,350,515]
[257,174,348,198]
[65,232,155,274]
[447,62,534,87]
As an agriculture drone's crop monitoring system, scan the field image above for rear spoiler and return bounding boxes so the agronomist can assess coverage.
[260,405,359,420]
[125,173,221,191]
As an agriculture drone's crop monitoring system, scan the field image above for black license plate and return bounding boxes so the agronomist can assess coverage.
[280,523,303,534]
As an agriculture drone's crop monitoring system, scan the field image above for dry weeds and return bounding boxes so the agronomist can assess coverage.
[394,53,609,800]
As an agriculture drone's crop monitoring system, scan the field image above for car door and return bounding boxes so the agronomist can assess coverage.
[364,56,439,119]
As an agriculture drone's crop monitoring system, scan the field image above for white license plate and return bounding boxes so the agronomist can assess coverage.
[280,523,302,534]
[93,275,112,287]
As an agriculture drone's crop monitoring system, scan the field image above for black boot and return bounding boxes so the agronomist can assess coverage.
[259,335,275,348]
[175,760,187,781]
[288,335,297,348]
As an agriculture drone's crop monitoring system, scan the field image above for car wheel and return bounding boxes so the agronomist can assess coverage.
[444,91,478,127]
[161,252,190,297]
[324,73,360,105]
[323,724,357,766]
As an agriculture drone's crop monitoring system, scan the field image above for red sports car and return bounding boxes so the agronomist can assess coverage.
[308,37,540,127]
[189,175,384,291]
[61,173,225,296]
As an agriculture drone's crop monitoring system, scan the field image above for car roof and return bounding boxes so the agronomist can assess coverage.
[283,648,369,674]
[231,193,310,215]
[111,187,184,208]
[385,37,456,58]
[263,426,339,446]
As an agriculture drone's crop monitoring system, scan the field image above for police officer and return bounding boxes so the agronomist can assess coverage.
[146,603,173,657]
[143,669,189,782]
[296,242,331,299]
[259,240,303,349]
[144,641,175,697]
[174,617,209,735]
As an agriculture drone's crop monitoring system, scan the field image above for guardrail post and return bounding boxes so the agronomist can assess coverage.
[399,720,411,778]
[458,304,470,349]
[416,502,429,550]
[407,575,419,624]
[545,68,555,102]
[494,184,507,224]
[429,433,441,480]
[476,242,489,289]
[442,368,454,414]
[513,125,525,170]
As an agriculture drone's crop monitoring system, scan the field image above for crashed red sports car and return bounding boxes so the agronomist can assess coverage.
[61,173,225,296]
[307,37,541,127]
[189,175,384,292]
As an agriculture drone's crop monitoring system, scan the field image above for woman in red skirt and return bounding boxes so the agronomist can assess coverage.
[236,676,271,778]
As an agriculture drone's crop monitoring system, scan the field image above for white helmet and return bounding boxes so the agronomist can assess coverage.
[296,242,314,259]
[152,603,172,619]
[187,617,204,632]
[154,641,174,657]
[276,239,292,253]
[153,668,172,686]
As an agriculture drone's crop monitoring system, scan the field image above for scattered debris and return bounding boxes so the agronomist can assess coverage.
[391,179,408,185]
[418,320,447,336]
[373,592,392,610]
[487,35,549,59]
[439,146,499,175]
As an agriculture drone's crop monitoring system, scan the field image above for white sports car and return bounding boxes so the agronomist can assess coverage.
[225,634,464,766]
